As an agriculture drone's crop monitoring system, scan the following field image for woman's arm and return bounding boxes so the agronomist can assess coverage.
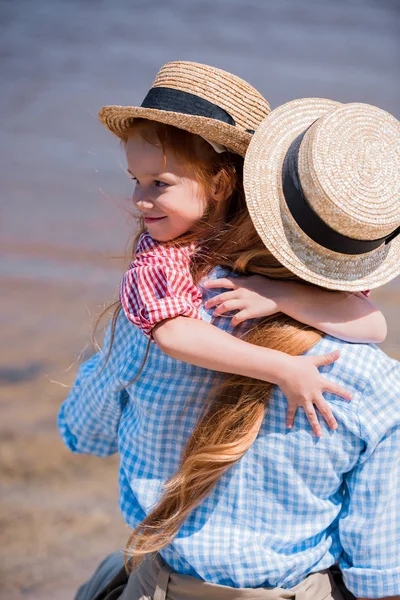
[339,359,400,600]
[204,276,387,344]
[153,316,351,437]
[58,320,129,456]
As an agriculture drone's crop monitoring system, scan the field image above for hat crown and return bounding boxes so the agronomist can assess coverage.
[152,61,270,134]
[299,103,400,241]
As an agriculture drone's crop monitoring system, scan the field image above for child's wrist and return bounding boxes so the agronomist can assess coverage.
[271,352,296,387]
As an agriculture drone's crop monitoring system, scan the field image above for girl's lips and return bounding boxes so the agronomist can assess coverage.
[144,216,166,223]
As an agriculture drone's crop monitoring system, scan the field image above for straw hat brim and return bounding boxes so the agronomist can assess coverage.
[244,98,400,291]
[99,105,252,157]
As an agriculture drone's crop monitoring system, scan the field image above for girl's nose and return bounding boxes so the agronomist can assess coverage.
[134,191,155,210]
[135,198,154,210]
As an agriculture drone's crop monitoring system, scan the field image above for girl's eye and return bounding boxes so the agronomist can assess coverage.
[154,180,168,188]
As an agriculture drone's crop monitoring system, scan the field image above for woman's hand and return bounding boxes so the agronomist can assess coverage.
[277,351,351,436]
[204,276,285,326]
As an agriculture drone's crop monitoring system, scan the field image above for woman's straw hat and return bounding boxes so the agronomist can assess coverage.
[244,98,400,291]
[99,61,270,157]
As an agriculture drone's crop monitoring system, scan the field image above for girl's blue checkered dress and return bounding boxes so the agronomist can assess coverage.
[58,269,400,598]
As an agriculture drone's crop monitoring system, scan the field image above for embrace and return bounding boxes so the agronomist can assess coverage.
[59,62,400,600]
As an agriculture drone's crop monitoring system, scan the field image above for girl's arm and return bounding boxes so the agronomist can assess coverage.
[121,244,353,437]
[153,316,351,437]
[204,276,387,344]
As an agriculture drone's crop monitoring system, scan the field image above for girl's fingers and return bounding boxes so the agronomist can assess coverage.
[324,381,352,402]
[214,299,244,316]
[231,310,250,326]
[286,406,298,430]
[303,404,322,437]
[313,350,340,367]
[314,396,338,430]
[311,352,351,401]
[203,278,238,290]
[205,290,237,309]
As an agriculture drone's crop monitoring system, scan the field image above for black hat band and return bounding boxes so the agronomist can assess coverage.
[281,129,400,255]
[141,87,236,126]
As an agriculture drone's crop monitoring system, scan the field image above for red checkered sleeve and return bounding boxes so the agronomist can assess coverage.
[120,232,203,336]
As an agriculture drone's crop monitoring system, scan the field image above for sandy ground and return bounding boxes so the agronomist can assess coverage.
[1,277,399,600]
[0,279,128,600]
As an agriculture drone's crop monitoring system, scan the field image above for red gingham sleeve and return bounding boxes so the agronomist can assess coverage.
[119,232,203,336]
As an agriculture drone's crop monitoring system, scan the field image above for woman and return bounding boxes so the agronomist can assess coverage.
[61,97,400,600]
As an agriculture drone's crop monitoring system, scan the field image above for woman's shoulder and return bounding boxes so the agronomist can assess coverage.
[203,265,237,281]
[103,311,149,362]
[198,267,254,330]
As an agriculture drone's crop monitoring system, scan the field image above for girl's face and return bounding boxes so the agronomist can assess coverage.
[126,132,209,242]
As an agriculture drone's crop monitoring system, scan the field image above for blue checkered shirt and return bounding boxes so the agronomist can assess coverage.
[58,269,400,598]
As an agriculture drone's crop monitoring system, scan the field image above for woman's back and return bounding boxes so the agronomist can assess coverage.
[59,268,397,589]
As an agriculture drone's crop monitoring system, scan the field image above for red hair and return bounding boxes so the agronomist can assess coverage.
[98,121,316,567]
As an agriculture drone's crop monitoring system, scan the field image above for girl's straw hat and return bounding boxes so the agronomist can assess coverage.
[99,61,270,157]
[244,99,400,291]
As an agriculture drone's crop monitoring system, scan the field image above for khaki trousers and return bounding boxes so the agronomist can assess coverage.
[86,553,346,600]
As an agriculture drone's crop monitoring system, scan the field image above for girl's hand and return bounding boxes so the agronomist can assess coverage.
[204,277,352,435]
[278,351,351,437]
[204,276,285,326]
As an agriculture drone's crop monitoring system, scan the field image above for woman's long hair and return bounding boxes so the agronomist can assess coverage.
[99,120,323,565]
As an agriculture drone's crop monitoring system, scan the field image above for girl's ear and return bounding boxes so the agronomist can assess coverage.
[211,170,234,202]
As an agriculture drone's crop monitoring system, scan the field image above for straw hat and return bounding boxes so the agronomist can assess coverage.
[99,61,270,157]
[244,99,400,291]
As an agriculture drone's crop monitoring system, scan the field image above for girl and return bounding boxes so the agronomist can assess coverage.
[59,64,387,600]
[116,127,384,435]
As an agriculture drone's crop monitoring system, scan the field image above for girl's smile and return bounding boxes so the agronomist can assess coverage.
[143,216,167,223]
[126,132,208,242]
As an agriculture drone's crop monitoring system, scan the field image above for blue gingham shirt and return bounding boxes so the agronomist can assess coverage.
[58,269,400,598]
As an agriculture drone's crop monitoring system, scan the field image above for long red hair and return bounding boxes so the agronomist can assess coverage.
[97,120,321,566]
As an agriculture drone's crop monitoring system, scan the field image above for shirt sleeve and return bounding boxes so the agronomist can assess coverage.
[120,234,203,336]
[339,358,400,598]
[57,319,128,457]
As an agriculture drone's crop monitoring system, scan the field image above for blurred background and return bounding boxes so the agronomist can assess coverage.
[1,0,399,598]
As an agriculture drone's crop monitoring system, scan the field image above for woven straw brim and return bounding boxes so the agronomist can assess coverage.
[244,98,400,291]
[99,106,252,157]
